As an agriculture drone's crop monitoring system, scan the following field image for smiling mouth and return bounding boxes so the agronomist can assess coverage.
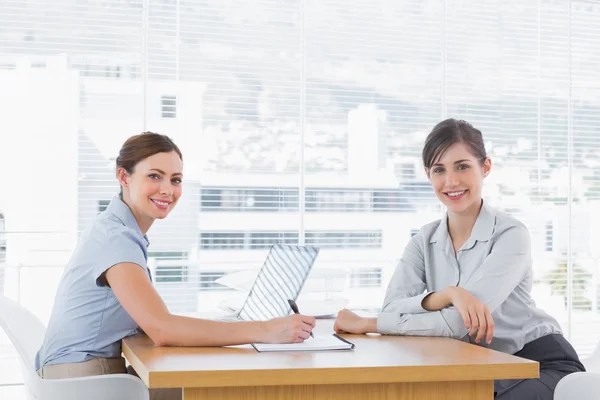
[151,199,171,209]
[444,190,468,199]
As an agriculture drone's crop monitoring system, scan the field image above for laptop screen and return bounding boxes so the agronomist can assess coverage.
[238,244,319,321]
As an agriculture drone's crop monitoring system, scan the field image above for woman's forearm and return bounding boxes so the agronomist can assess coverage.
[421,288,453,311]
[153,314,268,347]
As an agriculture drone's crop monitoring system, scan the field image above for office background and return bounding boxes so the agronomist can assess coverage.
[1,0,600,395]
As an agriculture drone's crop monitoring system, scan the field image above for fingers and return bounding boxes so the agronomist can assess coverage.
[300,321,314,335]
[459,308,471,330]
[485,307,495,345]
[293,313,316,327]
[468,306,479,337]
[474,306,487,344]
[296,315,317,333]
[333,319,346,333]
[470,305,494,344]
[454,291,495,345]
[289,315,315,339]
[288,327,309,343]
[297,330,311,340]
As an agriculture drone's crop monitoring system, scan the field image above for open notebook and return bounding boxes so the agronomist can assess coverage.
[252,334,354,352]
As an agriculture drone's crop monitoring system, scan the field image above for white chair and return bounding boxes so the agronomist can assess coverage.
[554,372,600,400]
[0,295,148,400]
[553,342,600,399]
[581,341,600,372]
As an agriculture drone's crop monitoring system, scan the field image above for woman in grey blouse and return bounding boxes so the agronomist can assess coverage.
[334,119,585,399]
[36,132,316,400]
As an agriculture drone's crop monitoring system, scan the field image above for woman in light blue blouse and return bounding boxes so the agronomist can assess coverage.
[36,132,315,400]
[334,119,585,399]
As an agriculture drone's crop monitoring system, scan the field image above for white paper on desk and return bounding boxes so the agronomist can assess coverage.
[252,334,354,352]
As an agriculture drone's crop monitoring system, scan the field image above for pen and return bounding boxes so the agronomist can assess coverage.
[287,299,314,338]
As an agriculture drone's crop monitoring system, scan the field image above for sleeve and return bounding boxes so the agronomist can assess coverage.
[380,234,430,316]
[377,223,531,339]
[92,227,148,287]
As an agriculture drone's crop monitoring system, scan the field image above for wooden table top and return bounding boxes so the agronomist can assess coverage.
[123,319,539,389]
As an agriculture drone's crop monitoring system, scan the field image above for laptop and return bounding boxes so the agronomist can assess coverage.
[218,244,320,322]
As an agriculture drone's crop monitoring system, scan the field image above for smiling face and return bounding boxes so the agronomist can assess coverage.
[117,150,183,232]
[426,141,491,216]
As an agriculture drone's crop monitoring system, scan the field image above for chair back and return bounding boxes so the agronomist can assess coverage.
[0,296,150,400]
[582,341,600,372]
[554,372,600,400]
[0,296,46,399]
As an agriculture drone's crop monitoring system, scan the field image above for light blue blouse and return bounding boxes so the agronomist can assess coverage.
[35,196,151,369]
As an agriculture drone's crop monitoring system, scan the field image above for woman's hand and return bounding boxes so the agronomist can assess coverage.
[262,314,316,343]
[334,309,377,334]
[446,287,494,344]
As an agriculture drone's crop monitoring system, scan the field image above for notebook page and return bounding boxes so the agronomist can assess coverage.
[252,334,354,352]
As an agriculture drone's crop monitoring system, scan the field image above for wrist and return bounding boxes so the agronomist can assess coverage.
[362,318,378,334]
[442,286,455,304]
[422,290,453,311]
[251,320,270,343]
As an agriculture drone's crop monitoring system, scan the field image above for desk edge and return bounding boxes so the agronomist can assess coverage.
[122,339,150,386]
[143,361,540,389]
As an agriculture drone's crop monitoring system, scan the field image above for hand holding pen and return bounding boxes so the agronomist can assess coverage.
[288,299,315,338]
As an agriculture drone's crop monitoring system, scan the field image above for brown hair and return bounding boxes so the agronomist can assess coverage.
[422,118,487,170]
[116,131,183,197]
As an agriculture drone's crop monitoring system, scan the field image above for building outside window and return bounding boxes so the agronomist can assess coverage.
[161,95,177,118]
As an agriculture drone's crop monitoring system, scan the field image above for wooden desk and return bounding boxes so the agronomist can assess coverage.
[123,320,538,400]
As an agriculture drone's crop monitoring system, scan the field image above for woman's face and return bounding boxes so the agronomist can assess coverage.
[426,142,491,215]
[119,151,183,226]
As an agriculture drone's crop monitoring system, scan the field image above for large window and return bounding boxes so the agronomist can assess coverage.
[199,231,299,250]
[350,268,383,289]
[0,213,5,298]
[200,187,300,212]
[0,214,5,251]
[160,95,177,119]
[1,1,600,391]
[305,231,383,249]
[148,251,188,283]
